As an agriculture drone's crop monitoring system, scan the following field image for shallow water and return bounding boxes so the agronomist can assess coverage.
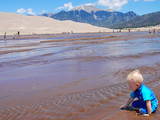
[0,32,160,119]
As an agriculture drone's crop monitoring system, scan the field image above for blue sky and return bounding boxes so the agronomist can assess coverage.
[0,0,159,15]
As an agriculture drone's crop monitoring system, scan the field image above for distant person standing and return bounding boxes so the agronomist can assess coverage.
[4,32,6,40]
[128,29,131,32]
[18,31,20,38]
[153,29,156,34]
[149,29,151,34]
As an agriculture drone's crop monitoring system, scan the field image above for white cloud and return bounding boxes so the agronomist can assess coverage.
[97,0,128,10]
[17,8,26,14]
[56,2,73,11]
[84,3,96,6]
[17,8,36,15]
[41,10,47,14]
[27,8,36,15]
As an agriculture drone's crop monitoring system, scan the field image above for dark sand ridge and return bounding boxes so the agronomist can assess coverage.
[1,33,160,56]
[1,35,125,56]
[0,32,160,119]
[0,32,103,40]
[1,31,159,41]
[40,34,160,43]
[0,34,160,72]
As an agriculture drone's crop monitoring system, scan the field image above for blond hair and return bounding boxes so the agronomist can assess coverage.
[127,69,143,83]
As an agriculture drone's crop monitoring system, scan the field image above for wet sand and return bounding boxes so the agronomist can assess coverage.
[0,32,160,120]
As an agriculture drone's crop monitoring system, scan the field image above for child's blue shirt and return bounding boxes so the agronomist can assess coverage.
[130,84,158,109]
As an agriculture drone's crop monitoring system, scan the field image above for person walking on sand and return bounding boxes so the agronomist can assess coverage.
[153,29,156,34]
[120,69,158,117]
[149,29,151,34]
[17,31,20,38]
[4,32,6,41]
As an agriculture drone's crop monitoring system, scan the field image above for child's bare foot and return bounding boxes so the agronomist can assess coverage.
[143,114,150,117]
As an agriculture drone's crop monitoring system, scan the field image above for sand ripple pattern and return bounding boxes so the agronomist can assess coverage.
[0,83,130,120]
[1,75,160,120]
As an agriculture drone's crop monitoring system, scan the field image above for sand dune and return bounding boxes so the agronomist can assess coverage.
[0,12,112,35]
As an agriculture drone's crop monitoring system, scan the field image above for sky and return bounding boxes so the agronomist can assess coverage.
[0,0,159,16]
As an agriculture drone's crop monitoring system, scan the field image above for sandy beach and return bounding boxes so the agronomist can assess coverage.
[0,31,160,119]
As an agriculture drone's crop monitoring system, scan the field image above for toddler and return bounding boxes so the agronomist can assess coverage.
[121,69,158,116]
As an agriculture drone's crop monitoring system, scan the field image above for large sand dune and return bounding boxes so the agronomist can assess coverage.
[0,12,112,35]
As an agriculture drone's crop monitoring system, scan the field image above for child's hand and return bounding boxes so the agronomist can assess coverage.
[143,114,150,117]
[120,105,128,110]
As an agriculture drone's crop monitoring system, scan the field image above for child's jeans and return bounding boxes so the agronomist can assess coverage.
[132,100,157,114]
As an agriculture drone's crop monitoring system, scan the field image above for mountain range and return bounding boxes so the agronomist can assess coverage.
[41,5,160,29]
[110,11,160,29]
